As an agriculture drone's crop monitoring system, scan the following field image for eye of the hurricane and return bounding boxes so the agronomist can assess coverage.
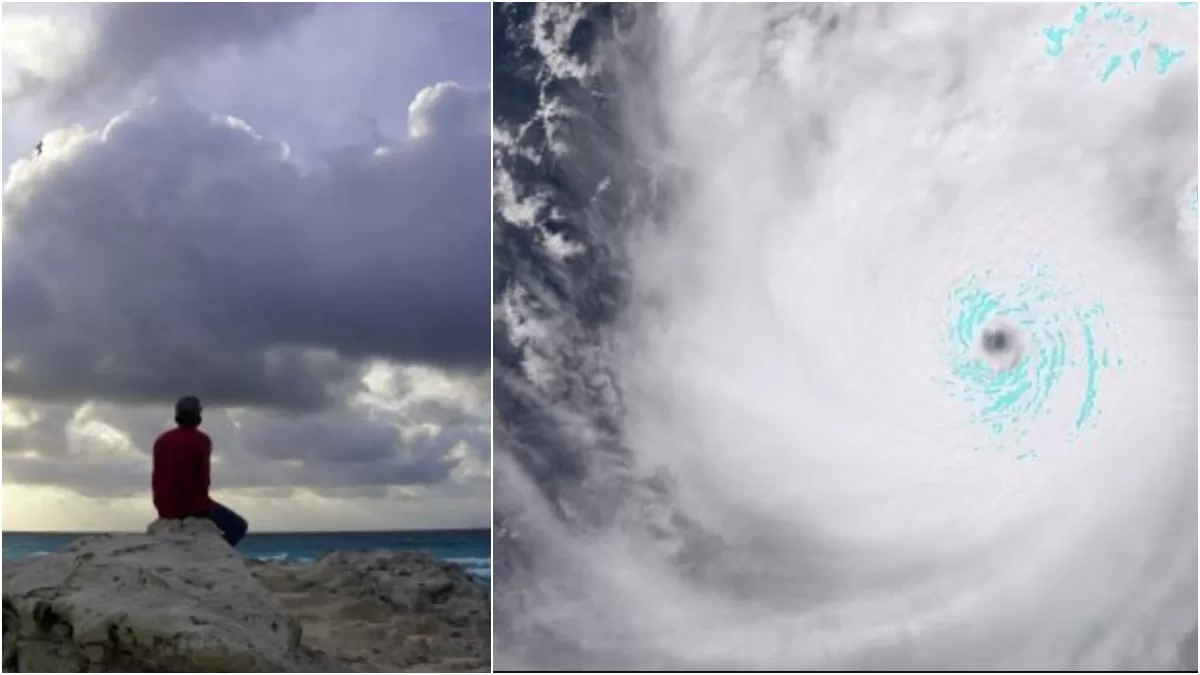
[978,322,1023,372]
[937,260,1126,455]
[982,326,1013,356]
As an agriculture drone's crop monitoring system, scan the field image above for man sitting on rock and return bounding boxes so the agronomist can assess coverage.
[152,396,249,548]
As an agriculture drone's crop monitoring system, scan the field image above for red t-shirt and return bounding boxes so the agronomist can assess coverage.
[151,427,212,519]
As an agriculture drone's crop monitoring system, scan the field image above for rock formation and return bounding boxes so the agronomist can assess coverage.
[2,519,489,672]
[248,550,490,672]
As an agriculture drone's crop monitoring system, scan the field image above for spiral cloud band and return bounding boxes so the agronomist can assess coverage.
[938,260,1121,458]
[494,3,1198,670]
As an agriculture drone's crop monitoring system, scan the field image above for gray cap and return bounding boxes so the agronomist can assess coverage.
[175,396,203,415]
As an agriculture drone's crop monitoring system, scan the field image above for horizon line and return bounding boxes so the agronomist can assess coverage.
[3,526,491,536]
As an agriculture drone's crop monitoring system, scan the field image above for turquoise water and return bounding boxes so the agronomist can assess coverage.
[2,529,490,584]
[1040,2,1194,83]
[936,261,1125,460]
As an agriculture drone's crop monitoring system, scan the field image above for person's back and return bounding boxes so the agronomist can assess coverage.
[152,425,212,519]
[151,396,248,547]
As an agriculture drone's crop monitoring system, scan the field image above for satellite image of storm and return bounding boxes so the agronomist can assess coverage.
[492,3,1198,671]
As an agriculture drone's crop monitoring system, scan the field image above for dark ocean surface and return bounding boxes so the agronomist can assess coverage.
[2,529,490,583]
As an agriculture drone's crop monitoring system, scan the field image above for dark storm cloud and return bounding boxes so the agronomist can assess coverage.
[5,3,315,107]
[1,396,488,498]
[237,411,488,469]
[4,458,149,499]
[246,418,403,464]
[0,434,457,497]
[228,409,489,490]
[3,93,490,411]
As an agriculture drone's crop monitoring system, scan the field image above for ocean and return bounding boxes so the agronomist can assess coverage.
[2,529,491,584]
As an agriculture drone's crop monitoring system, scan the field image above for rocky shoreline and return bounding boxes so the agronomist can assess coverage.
[2,519,490,672]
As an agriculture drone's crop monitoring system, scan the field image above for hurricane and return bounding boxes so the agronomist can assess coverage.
[493,3,1198,670]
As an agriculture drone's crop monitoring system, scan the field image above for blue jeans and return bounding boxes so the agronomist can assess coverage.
[206,501,248,548]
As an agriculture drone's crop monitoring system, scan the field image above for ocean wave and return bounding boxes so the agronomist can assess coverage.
[494,3,1196,671]
[2,550,55,560]
[448,557,492,581]
[245,553,316,566]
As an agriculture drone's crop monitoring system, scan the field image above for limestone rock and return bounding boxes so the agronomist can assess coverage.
[2,518,301,672]
[249,549,491,672]
[2,523,491,673]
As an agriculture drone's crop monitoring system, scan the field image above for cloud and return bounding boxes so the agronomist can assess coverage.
[1,4,491,533]
[1,401,71,457]
[3,88,490,412]
[4,3,315,108]
[409,81,491,138]
[2,482,491,532]
[1,364,490,499]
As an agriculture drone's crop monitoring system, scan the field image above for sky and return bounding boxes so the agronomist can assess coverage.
[1,2,492,532]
